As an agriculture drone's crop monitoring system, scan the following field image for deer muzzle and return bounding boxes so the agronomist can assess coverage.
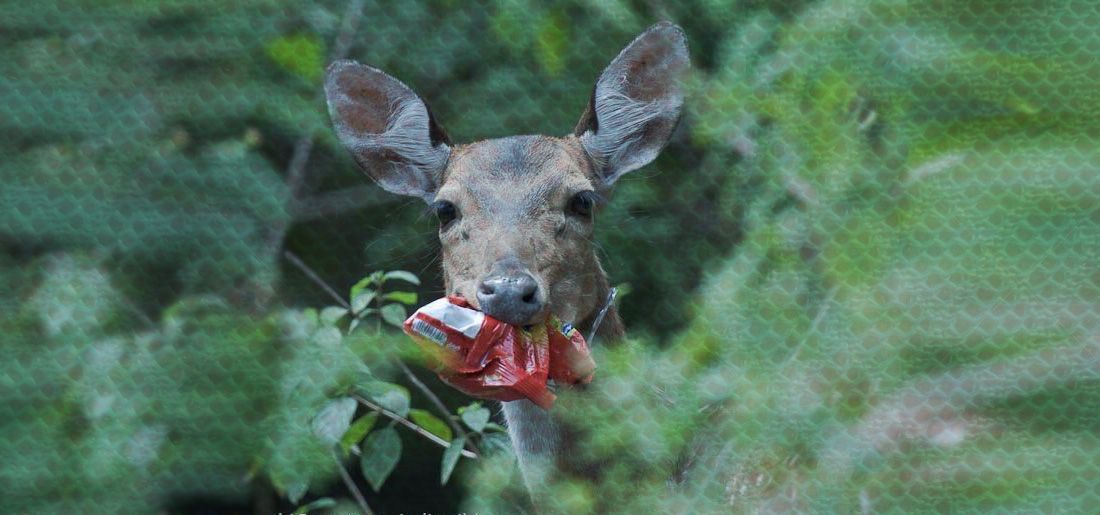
[476,258,545,326]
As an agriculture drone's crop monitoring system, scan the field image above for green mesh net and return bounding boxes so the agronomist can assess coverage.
[2,1,1099,513]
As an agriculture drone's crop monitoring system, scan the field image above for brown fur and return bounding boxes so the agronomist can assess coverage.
[436,135,618,334]
[435,135,626,497]
[324,21,687,499]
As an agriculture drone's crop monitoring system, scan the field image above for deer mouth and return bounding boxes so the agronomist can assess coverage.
[485,303,550,328]
[475,261,548,326]
[403,295,597,410]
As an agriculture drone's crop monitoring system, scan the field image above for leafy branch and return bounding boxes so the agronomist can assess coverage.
[282,250,503,504]
[353,395,478,459]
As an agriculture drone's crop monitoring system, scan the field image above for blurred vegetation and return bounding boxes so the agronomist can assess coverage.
[2,0,1099,513]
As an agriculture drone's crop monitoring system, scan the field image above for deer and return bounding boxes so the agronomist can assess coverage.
[324,21,689,496]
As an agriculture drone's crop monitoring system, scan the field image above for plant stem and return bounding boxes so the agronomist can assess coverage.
[398,362,481,455]
[375,282,382,334]
[354,395,478,459]
[333,451,375,515]
[263,0,366,259]
[284,250,351,310]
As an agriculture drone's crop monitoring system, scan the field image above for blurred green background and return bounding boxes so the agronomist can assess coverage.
[2,0,1100,513]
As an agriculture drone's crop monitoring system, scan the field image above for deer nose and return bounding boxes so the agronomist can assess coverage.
[477,272,544,326]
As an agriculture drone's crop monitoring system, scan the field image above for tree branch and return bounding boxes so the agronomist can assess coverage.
[355,395,479,459]
[329,0,368,63]
[290,185,395,222]
[333,451,375,515]
[264,0,367,255]
[284,250,350,311]
[283,251,483,457]
[398,362,481,455]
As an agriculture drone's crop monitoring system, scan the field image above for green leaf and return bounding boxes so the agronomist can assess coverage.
[266,33,324,82]
[383,270,421,286]
[293,497,337,514]
[360,427,402,491]
[286,480,309,504]
[340,412,379,455]
[409,409,453,441]
[302,307,319,329]
[311,397,357,445]
[351,291,377,314]
[346,307,377,334]
[441,436,466,485]
[483,422,507,432]
[383,291,418,305]
[361,381,410,417]
[320,306,348,326]
[381,303,407,328]
[461,406,491,433]
[311,326,343,348]
[534,10,568,76]
[350,272,383,300]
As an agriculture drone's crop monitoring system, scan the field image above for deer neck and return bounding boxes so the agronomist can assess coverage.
[502,266,622,497]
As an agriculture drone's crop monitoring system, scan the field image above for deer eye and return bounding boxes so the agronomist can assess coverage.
[568,191,599,218]
[431,200,458,229]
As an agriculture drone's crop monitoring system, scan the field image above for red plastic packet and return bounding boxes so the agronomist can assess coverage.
[403,296,595,409]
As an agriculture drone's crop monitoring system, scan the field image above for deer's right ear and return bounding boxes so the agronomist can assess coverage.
[325,60,451,202]
[574,22,689,188]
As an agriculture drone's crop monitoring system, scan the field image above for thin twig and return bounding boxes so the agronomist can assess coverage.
[902,152,966,187]
[285,137,316,202]
[285,0,367,198]
[333,451,375,515]
[355,395,479,459]
[329,0,367,62]
[782,286,836,368]
[263,0,367,254]
[783,173,819,208]
[398,362,480,454]
[121,297,157,329]
[284,250,350,310]
[290,185,394,221]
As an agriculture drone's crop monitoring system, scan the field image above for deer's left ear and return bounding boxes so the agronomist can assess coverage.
[325,60,451,202]
[574,21,689,187]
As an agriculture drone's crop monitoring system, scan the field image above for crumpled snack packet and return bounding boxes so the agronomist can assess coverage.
[403,296,596,409]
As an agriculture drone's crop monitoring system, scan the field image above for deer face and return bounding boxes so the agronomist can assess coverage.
[325,22,688,327]
[432,135,602,326]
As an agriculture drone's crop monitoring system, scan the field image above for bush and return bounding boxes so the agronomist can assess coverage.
[3,0,1100,513]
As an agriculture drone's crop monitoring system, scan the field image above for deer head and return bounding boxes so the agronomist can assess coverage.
[326,21,689,495]
[325,22,688,335]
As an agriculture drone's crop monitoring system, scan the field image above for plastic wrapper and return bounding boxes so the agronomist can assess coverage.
[403,296,596,409]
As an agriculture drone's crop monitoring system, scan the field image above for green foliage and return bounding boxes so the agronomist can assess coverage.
[341,412,380,456]
[441,436,467,485]
[0,255,279,514]
[4,0,1100,513]
[263,268,509,508]
[359,381,411,418]
[293,496,338,514]
[347,269,419,334]
[462,0,1100,512]
[410,409,453,441]
[311,397,358,445]
[460,403,491,433]
[360,427,402,491]
[267,33,325,83]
